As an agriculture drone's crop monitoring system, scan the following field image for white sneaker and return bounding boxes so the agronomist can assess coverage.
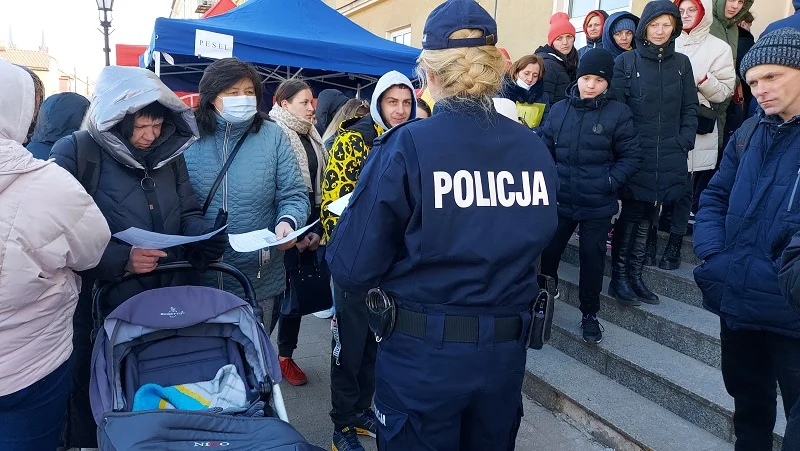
[313,307,334,319]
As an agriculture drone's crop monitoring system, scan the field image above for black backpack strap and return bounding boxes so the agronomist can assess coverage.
[735,116,760,161]
[73,130,102,197]
[202,132,249,216]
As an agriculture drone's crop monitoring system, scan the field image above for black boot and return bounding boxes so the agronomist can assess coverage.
[629,221,660,304]
[643,225,658,266]
[659,234,683,270]
[608,221,641,306]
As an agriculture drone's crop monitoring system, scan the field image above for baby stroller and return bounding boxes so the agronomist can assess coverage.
[89,262,324,450]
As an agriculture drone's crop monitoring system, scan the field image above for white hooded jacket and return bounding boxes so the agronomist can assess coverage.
[0,60,110,396]
[675,0,736,172]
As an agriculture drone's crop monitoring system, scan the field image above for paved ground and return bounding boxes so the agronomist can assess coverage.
[276,316,611,451]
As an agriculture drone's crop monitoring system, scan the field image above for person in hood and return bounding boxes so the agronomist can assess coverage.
[325,0,557,449]
[695,28,800,451]
[321,69,415,451]
[184,58,310,323]
[0,60,109,451]
[536,12,579,104]
[539,48,642,345]
[50,65,226,449]
[609,0,698,306]
[603,12,640,58]
[267,78,329,387]
[764,1,800,35]
[501,54,551,127]
[579,9,609,59]
[26,92,89,160]
[321,98,370,150]
[655,0,735,270]
[315,88,350,136]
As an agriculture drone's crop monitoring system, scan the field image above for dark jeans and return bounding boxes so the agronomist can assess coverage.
[65,288,99,448]
[330,283,377,429]
[720,320,800,451]
[619,198,659,224]
[0,361,70,451]
[270,301,302,358]
[669,173,695,236]
[540,215,612,316]
[692,170,715,215]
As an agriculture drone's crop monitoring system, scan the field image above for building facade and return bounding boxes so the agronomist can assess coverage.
[324,0,794,62]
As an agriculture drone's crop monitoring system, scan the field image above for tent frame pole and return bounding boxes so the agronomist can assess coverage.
[154,51,161,77]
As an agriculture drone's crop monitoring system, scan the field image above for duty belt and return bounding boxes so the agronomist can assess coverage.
[394,308,522,343]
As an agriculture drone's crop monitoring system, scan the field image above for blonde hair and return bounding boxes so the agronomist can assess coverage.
[322,98,370,144]
[417,29,505,102]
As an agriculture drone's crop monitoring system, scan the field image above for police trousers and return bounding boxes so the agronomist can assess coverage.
[374,310,527,451]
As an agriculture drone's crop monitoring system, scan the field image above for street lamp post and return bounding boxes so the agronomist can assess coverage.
[96,0,115,66]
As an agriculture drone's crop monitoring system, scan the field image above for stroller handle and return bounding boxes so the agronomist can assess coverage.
[92,262,258,336]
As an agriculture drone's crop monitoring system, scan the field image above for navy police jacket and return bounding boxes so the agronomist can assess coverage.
[326,100,558,315]
[694,112,800,338]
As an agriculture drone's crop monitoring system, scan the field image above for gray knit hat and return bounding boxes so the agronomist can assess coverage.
[740,28,800,77]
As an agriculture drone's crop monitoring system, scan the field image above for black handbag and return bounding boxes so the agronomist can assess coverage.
[696,104,717,135]
[281,247,334,318]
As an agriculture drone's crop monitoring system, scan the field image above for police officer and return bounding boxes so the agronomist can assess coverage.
[325,0,558,449]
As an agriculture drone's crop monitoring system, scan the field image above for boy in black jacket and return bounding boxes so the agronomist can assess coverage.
[538,48,642,344]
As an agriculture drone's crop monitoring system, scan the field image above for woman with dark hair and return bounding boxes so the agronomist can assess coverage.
[501,54,550,127]
[608,1,698,306]
[535,12,579,104]
[184,58,310,343]
[266,78,328,386]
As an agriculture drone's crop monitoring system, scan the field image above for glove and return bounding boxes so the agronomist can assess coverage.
[187,209,229,272]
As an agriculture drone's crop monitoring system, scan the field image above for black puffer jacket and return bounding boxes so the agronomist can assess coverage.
[612,0,698,204]
[539,84,642,220]
[26,92,89,160]
[535,45,578,104]
[51,67,209,312]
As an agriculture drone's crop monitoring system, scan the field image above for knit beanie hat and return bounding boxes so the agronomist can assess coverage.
[549,12,577,46]
[611,17,636,35]
[577,48,615,86]
[740,28,800,77]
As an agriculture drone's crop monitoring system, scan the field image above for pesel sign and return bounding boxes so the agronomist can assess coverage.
[195,30,234,59]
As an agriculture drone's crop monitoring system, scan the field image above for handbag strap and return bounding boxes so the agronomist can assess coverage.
[203,132,250,215]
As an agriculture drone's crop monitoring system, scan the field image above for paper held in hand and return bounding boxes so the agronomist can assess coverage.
[113,225,228,250]
[228,220,320,252]
[326,193,353,216]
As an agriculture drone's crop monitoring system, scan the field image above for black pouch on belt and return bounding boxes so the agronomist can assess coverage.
[366,288,396,342]
[528,274,557,350]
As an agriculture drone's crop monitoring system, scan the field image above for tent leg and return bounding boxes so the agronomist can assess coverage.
[356,83,361,99]
[154,51,161,77]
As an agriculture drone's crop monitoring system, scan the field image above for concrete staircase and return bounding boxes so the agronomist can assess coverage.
[523,232,787,451]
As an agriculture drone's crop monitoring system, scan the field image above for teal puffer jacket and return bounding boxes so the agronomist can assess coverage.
[185,115,310,299]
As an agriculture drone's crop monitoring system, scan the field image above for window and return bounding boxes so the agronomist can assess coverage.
[567,0,631,48]
[388,27,412,46]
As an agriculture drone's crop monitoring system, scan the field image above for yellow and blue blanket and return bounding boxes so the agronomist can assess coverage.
[132,364,248,411]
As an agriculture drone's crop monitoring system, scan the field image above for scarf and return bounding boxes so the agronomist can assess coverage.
[269,104,327,205]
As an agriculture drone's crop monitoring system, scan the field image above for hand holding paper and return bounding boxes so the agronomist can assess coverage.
[228,220,320,252]
[113,225,228,250]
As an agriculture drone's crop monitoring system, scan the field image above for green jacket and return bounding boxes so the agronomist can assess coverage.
[710,0,755,61]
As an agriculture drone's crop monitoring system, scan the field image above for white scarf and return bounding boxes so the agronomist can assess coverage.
[269,104,327,205]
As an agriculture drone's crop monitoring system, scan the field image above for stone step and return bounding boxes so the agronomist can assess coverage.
[563,238,704,308]
[524,346,734,451]
[549,301,786,449]
[555,261,721,369]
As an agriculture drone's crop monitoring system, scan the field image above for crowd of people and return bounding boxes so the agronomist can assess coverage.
[1,0,800,450]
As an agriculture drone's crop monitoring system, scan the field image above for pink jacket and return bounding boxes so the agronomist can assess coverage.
[0,61,110,396]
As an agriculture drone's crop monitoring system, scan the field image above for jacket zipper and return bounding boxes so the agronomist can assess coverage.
[218,123,232,290]
[788,167,800,212]
[656,58,662,202]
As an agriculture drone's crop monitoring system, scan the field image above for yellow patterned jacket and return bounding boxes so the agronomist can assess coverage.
[321,115,384,242]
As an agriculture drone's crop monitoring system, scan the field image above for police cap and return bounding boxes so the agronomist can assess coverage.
[422,0,498,50]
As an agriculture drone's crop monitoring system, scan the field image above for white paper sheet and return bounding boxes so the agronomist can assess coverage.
[325,192,353,216]
[113,225,228,250]
[228,220,320,252]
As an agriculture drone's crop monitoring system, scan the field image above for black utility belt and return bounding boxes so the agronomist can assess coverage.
[394,308,522,343]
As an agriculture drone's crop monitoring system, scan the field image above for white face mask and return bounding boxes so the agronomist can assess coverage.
[516,78,534,90]
[218,95,257,123]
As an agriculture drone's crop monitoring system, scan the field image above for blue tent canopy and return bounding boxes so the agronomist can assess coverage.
[143,0,421,97]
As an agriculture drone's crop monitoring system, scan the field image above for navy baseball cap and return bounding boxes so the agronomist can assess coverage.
[422,0,498,50]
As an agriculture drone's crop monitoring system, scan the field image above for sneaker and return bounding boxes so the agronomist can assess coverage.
[280,358,308,386]
[353,409,379,438]
[581,314,604,345]
[332,426,365,451]
[313,307,334,319]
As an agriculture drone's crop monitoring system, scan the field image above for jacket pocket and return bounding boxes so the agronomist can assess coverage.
[373,397,409,441]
